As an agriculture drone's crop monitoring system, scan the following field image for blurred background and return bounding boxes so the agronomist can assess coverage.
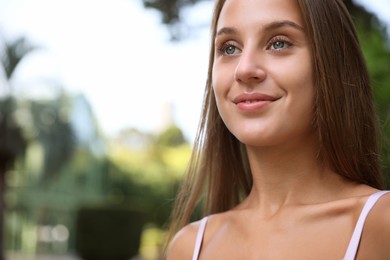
[0,0,389,259]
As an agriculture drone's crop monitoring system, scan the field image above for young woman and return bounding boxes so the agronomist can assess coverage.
[166,0,390,259]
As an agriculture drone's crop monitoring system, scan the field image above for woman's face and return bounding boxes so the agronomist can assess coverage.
[212,0,314,147]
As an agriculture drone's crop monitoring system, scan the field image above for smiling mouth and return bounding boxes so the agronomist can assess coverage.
[232,93,279,111]
[233,93,278,104]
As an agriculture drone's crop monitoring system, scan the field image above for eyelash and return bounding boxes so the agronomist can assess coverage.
[216,35,293,55]
[217,41,239,55]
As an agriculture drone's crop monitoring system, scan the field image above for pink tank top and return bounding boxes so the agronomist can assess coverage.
[192,190,389,260]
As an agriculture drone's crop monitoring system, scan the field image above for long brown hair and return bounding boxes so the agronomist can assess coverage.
[165,0,383,251]
[297,0,382,188]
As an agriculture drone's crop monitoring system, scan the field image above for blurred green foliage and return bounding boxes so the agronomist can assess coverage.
[107,126,191,227]
[5,119,191,258]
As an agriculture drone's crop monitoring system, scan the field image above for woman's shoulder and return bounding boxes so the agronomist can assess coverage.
[166,219,201,260]
[166,213,229,260]
[372,190,390,227]
[361,190,390,257]
[364,190,390,224]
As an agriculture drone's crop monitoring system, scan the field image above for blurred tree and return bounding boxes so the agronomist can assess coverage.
[141,0,208,40]
[0,36,76,258]
[0,37,34,83]
[29,97,76,181]
[0,36,34,260]
[108,126,192,227]
[156,125,186,147]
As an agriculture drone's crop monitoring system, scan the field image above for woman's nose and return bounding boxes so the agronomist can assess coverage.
[234,49,266,85]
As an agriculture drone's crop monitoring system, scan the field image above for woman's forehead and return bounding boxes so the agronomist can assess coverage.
[217,0,304,29]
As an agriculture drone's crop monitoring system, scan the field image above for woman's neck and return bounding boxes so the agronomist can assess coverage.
[243,139,352,212]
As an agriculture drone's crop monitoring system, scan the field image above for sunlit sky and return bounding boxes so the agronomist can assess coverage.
[0,0,389,141]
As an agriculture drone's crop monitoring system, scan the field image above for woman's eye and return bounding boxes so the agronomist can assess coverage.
[268,37,292,51]
[218,43,240,56]
[225,45,237,55]
[272,41,287,50]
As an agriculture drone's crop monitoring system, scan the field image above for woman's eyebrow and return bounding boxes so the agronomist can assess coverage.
[263,20,304,32]
[216,27,238,38]
[215,20,304,39]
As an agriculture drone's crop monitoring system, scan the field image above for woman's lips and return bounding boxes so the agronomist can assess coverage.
[233,93,278,111]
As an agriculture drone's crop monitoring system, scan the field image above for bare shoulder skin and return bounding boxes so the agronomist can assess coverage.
[190,187,389,259]
[166,220,202,260]
[166,187,390,259]
[357,192,390,259]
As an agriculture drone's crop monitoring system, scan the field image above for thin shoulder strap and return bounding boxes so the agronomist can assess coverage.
[343,190,390,260]
[192,217,209,260]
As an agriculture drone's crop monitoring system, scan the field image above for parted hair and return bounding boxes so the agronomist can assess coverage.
[165,0,383,252]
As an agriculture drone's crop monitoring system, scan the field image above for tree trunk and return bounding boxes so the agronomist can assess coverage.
[0,162,6,260]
